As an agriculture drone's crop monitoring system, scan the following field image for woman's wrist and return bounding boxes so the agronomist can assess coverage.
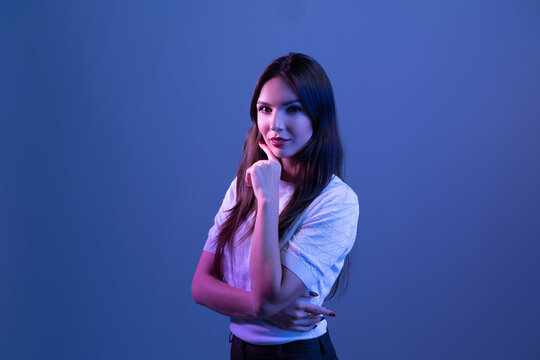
[256,196,279,210]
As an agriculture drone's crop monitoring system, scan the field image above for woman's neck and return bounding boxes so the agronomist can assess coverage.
[280,158,300,183]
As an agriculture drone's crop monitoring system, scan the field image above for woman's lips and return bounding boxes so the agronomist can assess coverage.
[269,138,289,147]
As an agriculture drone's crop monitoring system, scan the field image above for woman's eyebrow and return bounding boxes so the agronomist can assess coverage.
[257,99,301,107]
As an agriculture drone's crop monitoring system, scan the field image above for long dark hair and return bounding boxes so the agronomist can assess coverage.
[213,53,348,299]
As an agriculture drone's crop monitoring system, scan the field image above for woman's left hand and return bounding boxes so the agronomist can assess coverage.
[264,292,335,332]
[245,141,281,202]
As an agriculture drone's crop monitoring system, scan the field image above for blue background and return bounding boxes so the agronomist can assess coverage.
[2,0,540,359]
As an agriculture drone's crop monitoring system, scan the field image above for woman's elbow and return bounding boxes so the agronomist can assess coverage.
[253,298,282,318]
[191,277,203,304]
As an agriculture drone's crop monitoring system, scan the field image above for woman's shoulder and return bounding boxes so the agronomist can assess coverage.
[228,177,238,190]
[217,177,238,209]
[321,175,358,204]
[304,175,359,216]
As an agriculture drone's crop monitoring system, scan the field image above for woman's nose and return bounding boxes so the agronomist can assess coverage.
[270,110,285,131]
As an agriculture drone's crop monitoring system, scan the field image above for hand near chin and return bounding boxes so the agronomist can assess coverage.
[264,291,335,332]
[245,141,282,202]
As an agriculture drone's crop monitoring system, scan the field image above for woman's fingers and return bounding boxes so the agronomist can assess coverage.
[298,289,319,298]
[258,141,279,162]
[289,316,326,332]
[301,302,336,317]
[244,150,281,200]
[245,162,270,189]
[294,315,324,326]
[268,318,316,333]
[266,299,329,333]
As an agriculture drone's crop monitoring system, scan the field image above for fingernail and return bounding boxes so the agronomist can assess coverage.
[309,291,318,297]
[329,312,336,317]
[258,140,264,144]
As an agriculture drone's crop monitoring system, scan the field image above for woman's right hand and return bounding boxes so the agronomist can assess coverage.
[264,291,336,332]
[245,141,282,203]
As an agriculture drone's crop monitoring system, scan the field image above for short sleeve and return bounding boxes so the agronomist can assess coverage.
[281,181,359,292]
[203,178,238,254]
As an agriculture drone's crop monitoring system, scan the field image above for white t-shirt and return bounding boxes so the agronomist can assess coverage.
[203,175,359,345]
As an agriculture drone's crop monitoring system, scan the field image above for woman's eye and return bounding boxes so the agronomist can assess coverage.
[258,106,271,113]
[287,105,303,113]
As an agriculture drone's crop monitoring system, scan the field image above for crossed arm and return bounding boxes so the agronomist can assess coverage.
[191,142,334,329]
[191,250,312,318]
[191,249,333,332]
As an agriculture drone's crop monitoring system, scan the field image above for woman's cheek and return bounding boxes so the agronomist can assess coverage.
[257,120,265,136]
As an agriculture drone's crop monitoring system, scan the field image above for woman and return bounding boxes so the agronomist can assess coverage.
[192,53,359,359]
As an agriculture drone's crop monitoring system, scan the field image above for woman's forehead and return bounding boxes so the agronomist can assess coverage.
[258,77,298,105]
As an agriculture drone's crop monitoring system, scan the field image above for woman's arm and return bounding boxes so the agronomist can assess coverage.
[247,142,311,317]
[250,199,311,316]
[191,249,315,317]
[191,250,258,318]
[192,250,334,326]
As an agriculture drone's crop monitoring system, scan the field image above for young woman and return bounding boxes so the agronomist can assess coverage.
[192,53,359,359]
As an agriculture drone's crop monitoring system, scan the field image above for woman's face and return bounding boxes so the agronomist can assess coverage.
[256,76,313,161]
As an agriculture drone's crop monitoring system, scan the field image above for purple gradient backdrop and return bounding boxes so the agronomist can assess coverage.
[1,0,539,359]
